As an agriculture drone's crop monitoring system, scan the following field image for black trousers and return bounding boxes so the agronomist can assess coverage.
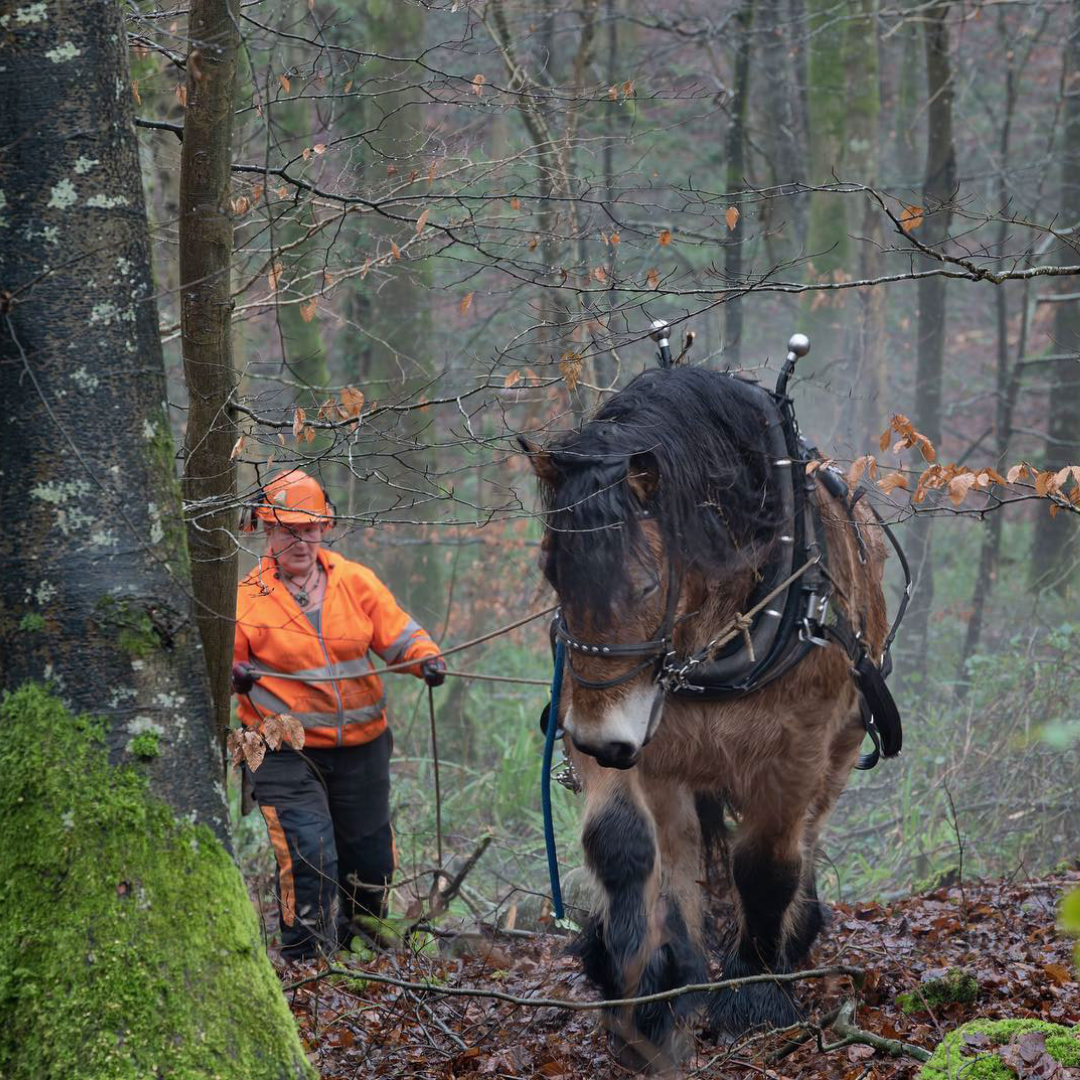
[251,730,394,960]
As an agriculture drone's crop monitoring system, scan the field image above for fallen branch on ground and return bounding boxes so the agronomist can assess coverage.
[284,963,865,1012]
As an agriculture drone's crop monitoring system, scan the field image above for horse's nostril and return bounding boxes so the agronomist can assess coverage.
[573,737,640,769]
[606,741,637,763]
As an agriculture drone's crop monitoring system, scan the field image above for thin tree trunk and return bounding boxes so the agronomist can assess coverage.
[1030,0,1080,594]
[180,0,241,749]
[904,2,956,677]
[723,0,754,365]
[0,3,310,1075]
[958,23,1017,678]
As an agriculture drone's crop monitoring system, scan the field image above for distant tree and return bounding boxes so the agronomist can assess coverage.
[0,3,310,1075]
[1031,0,1080,593]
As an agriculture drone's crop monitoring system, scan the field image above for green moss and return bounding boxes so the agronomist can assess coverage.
[897,968,980,1013]
[18,613,46,633]
[94,595,162,657]
[0,684,314,1080]
[919,1019,1080,1080]
[129,730,160,759]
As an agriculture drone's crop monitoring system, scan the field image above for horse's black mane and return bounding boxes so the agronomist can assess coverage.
[538,367,784,613]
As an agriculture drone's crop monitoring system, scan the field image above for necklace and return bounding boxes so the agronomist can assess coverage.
[281,563,320,608]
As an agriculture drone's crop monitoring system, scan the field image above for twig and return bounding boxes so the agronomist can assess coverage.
[430,835,493,916]
[428,685,443,869]
[822,1001,932,1063]
[283,964,865,1012]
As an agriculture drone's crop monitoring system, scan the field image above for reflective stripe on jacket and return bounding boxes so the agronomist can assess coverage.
[233,549,440,748]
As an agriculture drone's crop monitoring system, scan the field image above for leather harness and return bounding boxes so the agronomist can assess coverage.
[550,356,909,771]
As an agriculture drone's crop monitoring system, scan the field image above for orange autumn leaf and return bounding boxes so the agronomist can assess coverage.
[292,407,306,441]
[899,204,923,232]
[415,208,430,234]
[877,472,909,494]
[460,292,474,314]
[472,73,485,96]
[504,370,523,388]
[279,73,291,94]
[299,298,317,323]
[647,266,660,289]
[658,229,672,246]
[267,260,284,291]
[391,240,401,260]
[725,206,740,232]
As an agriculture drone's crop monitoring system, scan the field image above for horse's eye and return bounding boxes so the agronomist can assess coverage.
[636,578,660,600]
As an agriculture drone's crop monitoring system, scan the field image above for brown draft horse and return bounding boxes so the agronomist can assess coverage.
[524,365,891,1070]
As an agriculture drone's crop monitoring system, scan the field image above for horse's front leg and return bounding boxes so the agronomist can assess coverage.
[572,751,706,1071]
[708,787,812,1036]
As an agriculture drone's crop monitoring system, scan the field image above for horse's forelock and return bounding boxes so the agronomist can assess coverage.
[539,368,783,617]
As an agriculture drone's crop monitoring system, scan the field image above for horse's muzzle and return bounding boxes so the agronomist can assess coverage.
[571,736,640,770]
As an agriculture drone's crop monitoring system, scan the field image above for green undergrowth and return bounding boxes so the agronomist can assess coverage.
[897,968,980,1014]
[0,684,314,1080]
[919,1019,1080,1080]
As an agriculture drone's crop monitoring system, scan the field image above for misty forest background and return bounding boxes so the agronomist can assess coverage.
[26,0,1080,930]
[126,0,1080,917]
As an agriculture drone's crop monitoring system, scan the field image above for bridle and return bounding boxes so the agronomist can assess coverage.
[554,559,683,692]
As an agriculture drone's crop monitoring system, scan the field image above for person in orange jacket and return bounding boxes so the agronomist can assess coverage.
[233,468,445,960]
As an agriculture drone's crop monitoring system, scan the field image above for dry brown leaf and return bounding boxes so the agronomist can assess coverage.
[947,472,979,505]
[229,435,245,461]
[878,471,909,494]
[610,231,620,244]
[301,147,312,162]
[280,714,305,749]
[725,205,740,232]
[527,235,539,251]
[279,73,291,93]
[175,83,187,108]
[312,143,326,155]
[340,386,365,417]
[622,80,634,97]
[251,184,264,204]
[132,79,141,105]
[1006,463,1029,483]
[608,84,618,100]
[460,292,474,314]
[231,195,250,217]
[292,407,306,441]
[647,267,660,289]
[510,196,520,210]
[848,455,877,488]
[472,73,485,96]
[559,352,583,391]
[415,208,430,234]
[299,298,317,323]
[267,260,284,292]
[899,204,923,232]
[593,265,606,283]
[391,240,401,260]
[504,370,522,388]
[658,229,672,246]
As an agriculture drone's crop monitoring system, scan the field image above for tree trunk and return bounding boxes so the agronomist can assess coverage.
[1030,0,1080,594]
[723,0,754,365]
[0,4,311,1075]
[904,2,956,677]
[180,0,241,749]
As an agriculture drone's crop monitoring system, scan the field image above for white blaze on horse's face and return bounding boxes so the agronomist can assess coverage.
[565,682,662,770]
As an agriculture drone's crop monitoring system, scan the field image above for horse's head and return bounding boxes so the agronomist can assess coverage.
[523,368,783,769]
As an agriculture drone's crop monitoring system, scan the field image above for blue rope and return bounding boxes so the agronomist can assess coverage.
[541,638,565,920]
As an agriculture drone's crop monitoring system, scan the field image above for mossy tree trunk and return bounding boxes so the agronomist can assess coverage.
[180,0,241,749]
[0,4,311,1076]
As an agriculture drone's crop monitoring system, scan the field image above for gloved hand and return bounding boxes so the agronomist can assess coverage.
[231,662,261,695]
[421,657,447,688]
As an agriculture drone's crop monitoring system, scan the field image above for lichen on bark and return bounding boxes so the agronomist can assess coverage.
[0,684,314,1080]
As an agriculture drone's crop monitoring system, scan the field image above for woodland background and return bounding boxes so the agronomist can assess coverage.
[1,0,1079,1076]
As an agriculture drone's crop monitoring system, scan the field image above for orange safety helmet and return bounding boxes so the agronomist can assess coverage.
[242,469,335,531]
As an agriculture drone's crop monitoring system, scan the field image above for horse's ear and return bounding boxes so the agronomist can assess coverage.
[518,437,557,485]
[627,453,659,504]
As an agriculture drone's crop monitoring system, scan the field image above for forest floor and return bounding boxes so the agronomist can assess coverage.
[271,868,1080,1079]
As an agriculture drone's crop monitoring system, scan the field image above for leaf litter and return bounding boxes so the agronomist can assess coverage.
[268,868,1080,1078]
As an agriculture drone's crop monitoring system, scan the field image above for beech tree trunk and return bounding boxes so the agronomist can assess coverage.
[903,2,956,678]
[0,4,310,1076]
[723,0,754,364]
[1030,0,1080,594]
[180,0,241,748]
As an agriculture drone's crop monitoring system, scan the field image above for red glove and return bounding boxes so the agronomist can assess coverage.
[231,662,261,695]
[422,657,447,687]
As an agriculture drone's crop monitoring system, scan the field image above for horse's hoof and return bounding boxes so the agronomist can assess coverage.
[607,1026,692,1074]
[705,979,802,1038]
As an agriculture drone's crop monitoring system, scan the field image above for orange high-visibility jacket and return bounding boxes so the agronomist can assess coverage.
[234,549,440,748]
